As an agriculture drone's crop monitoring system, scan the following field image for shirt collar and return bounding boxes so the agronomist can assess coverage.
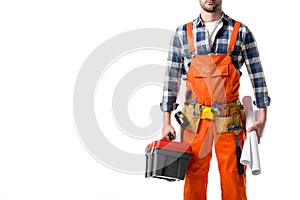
[196,12,231,27]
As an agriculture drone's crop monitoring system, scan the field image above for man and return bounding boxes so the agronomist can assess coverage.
[160,0,270,199]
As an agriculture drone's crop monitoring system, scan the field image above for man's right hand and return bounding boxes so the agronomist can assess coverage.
[162,122,176,140]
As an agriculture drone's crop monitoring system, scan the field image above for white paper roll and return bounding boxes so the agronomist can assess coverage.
[240,96,261,175]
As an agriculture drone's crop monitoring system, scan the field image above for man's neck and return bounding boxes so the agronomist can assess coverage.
[200,10,222,23]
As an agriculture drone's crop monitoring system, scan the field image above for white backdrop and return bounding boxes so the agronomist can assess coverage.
[0,0,299,199]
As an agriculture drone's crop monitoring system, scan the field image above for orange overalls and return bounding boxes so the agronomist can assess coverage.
[183,21,247,200]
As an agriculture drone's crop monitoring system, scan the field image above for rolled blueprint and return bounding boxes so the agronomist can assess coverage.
[241,96,261,175]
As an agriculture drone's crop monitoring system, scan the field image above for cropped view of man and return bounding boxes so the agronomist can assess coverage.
[160,0,270,199]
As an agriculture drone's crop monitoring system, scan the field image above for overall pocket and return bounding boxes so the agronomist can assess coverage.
[192,64,230,102]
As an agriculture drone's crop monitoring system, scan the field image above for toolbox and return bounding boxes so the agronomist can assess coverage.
[145,137,193,181]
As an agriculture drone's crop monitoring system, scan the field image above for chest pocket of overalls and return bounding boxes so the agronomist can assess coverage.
[188,57,230,104]
[194,63,229,78]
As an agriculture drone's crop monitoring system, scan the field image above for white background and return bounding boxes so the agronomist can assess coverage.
[1,0,299,199]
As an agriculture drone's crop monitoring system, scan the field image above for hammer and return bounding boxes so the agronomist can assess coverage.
[226,125,245,174]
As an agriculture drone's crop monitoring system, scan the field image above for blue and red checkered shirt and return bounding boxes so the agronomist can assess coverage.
[160,13,270,111]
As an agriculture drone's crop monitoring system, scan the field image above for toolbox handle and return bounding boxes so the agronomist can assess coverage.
[168,133,175,141]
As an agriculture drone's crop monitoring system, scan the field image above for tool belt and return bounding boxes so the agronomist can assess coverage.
[176,99,245,134]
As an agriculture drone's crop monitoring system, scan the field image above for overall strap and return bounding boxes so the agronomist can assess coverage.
[228,21,241,53]
[186,22,195,53]
[187,21,241,53]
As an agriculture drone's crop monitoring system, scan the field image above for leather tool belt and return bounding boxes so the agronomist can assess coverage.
[177,99,245,134]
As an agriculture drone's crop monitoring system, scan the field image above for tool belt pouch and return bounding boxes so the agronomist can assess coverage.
[215,106,245,134]
[181,104,201,133]
[215,116,233,134]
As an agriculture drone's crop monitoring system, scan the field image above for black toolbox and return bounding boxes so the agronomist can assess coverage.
[145,138,193,181]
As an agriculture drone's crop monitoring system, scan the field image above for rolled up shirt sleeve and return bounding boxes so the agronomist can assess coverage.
[241,26,271,108]
[160,29,184,112]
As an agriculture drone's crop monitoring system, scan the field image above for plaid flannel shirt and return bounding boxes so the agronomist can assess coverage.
[160,13,271,112]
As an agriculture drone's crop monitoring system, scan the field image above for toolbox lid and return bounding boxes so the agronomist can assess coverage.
[146,139,193,154]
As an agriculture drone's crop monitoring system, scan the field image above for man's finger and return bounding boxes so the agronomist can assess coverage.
[247,126,255,132]
[257,134,260,144]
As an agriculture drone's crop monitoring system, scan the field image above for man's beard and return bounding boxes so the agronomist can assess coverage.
[200,2,221,13]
